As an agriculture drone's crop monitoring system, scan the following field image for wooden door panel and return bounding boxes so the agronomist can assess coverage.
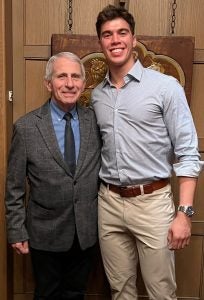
[175,236,203,297]
[25,60,50,113]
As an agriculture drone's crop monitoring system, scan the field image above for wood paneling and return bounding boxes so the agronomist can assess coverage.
[25,60,50,113]
[22,0,204,48]
[13,253,34,294]
[130,0,170,35]
[25,0,66,45]
[12,0,25,122]
[73,0,113,35]
[0,60,7,300]
[194,49,204,64]
[0,0,12,299]
[191,64,204,140]
[174,0,204,49]
[25,0,115,44]
[175,236,204,297]
[192,154,204,221]
[24,46,50,59]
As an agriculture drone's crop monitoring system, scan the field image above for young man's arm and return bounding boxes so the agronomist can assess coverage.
[167,176,197,250]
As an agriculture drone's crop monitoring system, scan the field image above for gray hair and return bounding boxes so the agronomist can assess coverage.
[44,52,86,81]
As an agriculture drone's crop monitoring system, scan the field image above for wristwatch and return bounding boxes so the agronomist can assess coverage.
[178,205,195,217]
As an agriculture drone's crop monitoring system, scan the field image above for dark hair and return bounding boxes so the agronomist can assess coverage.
[96,5,135,38]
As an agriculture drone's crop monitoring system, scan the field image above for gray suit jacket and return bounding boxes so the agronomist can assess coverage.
[5,100,101,251]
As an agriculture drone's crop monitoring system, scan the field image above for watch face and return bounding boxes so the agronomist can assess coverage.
[186,206,194,217]
[178,206,195,217]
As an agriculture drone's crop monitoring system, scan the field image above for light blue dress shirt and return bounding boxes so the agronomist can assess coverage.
[91,60,203,186]
[50,99,80,162]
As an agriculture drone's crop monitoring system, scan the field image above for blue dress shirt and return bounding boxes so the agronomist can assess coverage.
[91,60,203,185]
[50,99,80,162]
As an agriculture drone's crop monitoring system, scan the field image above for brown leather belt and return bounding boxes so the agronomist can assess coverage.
[101,179,169,198]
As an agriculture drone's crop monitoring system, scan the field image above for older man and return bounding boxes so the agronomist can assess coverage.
[5,52,101,300]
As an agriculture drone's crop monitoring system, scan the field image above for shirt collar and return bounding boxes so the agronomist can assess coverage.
[128,59,143,82]
[50,98,78,121]
[102,59,143,87]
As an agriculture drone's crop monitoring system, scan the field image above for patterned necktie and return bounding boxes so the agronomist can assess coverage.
[63,112,76,175]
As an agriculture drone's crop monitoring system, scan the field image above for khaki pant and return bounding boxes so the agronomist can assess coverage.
[98,183,177,300]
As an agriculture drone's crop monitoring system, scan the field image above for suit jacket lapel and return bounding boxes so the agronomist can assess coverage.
[75,104,91,177]
[35,100,70,174]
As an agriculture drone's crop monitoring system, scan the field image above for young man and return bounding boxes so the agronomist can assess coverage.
[5,52,101,300]
[91,5,203,300]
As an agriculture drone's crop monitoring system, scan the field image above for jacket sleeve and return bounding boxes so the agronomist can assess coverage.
[5,122,29,244]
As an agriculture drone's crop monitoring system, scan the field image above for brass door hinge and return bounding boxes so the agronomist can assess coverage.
[8,90,13,102]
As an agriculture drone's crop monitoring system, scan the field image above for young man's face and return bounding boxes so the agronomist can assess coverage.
[45,57,85,112]
[99,17,136,70]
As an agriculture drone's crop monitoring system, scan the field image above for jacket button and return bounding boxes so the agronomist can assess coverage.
[73,180,77,185]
